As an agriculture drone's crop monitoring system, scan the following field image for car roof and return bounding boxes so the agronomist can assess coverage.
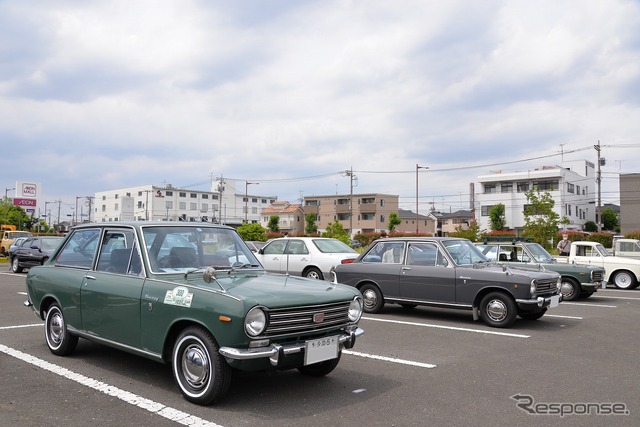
[70,221,235,231]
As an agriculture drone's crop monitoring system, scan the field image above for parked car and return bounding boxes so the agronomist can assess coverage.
[256,237,358,280]
[8,236,29,257]
[334,237,562,328]
[10,236,64,273]
[24,222,364,405]
[476,240,605,300]
[556,241,640,289]
[245,240,267,253]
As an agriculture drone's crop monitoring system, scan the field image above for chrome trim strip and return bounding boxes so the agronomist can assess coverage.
[67,326,164,362]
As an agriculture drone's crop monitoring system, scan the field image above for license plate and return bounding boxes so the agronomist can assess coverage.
[304,335,339,365]
[601,282,607,289]
[550,295,560,308]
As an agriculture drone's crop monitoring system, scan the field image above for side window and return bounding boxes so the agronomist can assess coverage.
[264,240,287,255]
[285,240,308,255]
[363,242,388,262]
[408,243,447,267]
[55,228,101,269]
[382,243,404,263]
[96,230,141,275]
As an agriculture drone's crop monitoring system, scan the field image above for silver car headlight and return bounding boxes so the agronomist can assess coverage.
[348,296,363,323]
[530,279,537,295]
[245,307,267,337]
[557,277,562,291]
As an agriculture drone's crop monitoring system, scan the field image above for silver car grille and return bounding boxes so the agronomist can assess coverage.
[534,278,558,295]
[591,270,604,282]
[265,301,351,337]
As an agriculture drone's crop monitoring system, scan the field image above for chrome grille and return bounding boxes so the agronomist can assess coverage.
[534,278,558,295]
[591,270,604,282]
[265,301,351,337]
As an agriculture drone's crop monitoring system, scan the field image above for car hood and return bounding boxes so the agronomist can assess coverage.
[462,263,560,280]
[181,270,360,308]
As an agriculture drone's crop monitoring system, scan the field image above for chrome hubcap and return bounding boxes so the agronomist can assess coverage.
[362,289,378,309]
[486,299,508,322]
[615,273,632,288]
[182,344,210,390]
[49,312,63,345]
[560,281,576,298]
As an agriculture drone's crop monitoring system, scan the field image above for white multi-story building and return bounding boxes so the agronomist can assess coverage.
[95,182,276,226]
[475,160,596,233]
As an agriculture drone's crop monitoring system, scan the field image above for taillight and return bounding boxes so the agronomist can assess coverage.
[341,258,356,264]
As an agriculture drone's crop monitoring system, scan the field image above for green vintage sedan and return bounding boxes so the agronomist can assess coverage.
[25,222,364,405]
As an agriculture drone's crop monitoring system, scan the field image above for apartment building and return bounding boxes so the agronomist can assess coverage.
[95,182,276,225]
[475,160,596,233]
[303,193,399,235]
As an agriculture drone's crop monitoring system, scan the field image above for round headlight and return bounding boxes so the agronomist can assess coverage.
[348,297,363,322]
[245,307,267,337]
[530,280,537,295]
[557,277,562,291]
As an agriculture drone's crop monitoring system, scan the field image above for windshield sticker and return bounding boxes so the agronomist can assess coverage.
[164,286,193,308]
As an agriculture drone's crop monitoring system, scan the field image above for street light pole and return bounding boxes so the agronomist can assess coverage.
[416,164,429,234]
[4,187,15,226]
[245,181,259,222]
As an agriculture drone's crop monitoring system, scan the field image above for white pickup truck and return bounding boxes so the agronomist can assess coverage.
[611,238,640,259]
[556,241,640,289]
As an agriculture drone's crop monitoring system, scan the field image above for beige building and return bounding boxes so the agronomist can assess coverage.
[620,173,640,234]
[395,208,434,234]
[260,201,305,234]
[303,193,399,236]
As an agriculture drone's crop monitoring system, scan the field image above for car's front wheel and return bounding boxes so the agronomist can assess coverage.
[611,270,638,290]
[298,352,342,376]
[45,303,78,356]
[559,277,581,301]
[479,292,517,328]
[172,326,232,405]
[11,257,23,273]
[360,283,384,313]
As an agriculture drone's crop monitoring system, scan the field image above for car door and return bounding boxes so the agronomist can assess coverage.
[80,228,144,347]
[399,242,456,303]
[280,239,310,275]
[20,237,42,268]
[259,240,288,273]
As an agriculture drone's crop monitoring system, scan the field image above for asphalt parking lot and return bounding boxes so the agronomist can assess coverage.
[1,268,639,427]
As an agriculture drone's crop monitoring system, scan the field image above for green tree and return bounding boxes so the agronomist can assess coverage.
[448,220,481,242]
[601,208,619,231]
[305,213,318,234]
[0,199,33,230]
[321,220,350,245]
[236,222,267,241]
[488,204,506,231]
[523,187,560,249]
[583,220,598,232]
[388,212,401,232]
[267,215,280,232]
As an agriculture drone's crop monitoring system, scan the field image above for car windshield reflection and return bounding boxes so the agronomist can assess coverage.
[441,239,488,265]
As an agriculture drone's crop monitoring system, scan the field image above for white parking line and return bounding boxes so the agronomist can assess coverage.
[0,343,223,427]
[593,295,640,301]
[562,302,617,308]
[362,316,530,338]
[343,350,436,368]
[0,323,42,330]
[545,314,583,319]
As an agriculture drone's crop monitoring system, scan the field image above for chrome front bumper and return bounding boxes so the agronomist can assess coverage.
[516,294,562,309]
[219,327,364,367]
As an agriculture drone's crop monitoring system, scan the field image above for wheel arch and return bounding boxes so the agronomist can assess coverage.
[301,265,323,278]
[162,319,216,363]
[472,287,516,309]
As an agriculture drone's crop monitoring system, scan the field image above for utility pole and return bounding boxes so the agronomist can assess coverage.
[416,164,429,234]
[343,168,356,237]
[594,141,602,231]
[86,196,94,223]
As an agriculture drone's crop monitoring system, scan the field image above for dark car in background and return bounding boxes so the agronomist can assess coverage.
[476,240,605,300]
[334,237,562,328]
[10,236,64,273]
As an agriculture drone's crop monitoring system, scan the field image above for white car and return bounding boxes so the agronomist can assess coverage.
[256,237,358,280]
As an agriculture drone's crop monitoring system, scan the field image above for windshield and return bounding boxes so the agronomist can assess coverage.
[525,243,555,262]
[442,239,489,265]
[595,244,611,257]
[142,225,260,273]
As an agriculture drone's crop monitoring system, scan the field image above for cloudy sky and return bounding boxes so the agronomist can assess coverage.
[2,0,639,219]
